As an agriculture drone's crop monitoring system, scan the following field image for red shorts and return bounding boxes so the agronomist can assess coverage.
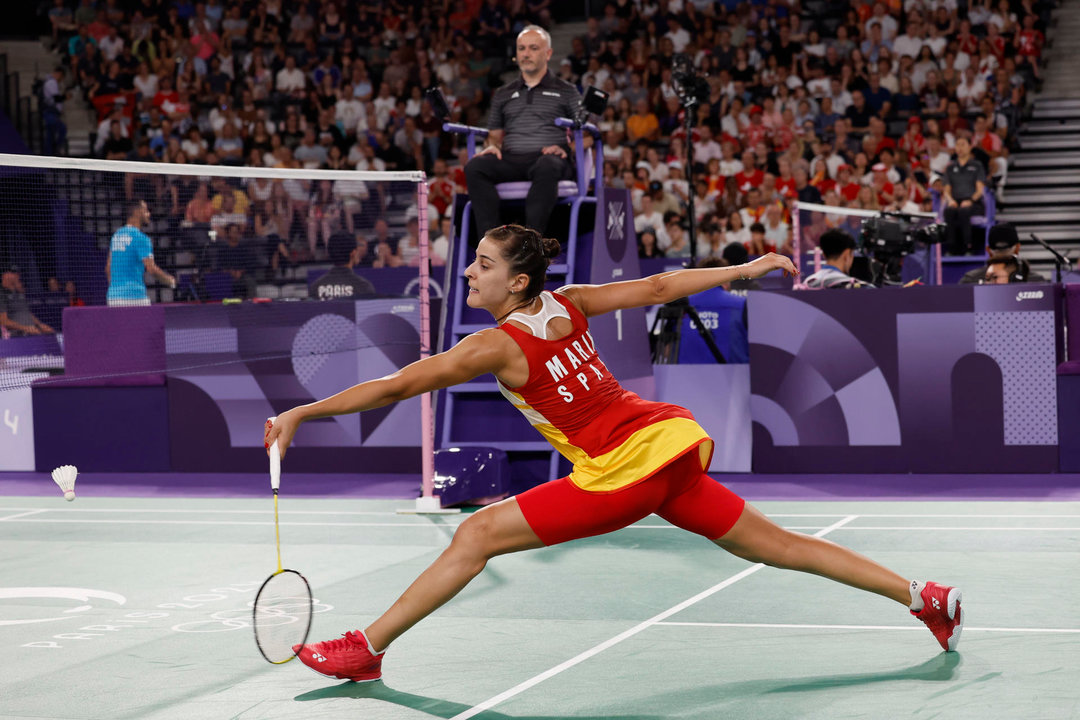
[516,450,746,546]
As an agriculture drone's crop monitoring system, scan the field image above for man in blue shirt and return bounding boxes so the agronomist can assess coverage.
[678,258,750,364]
[105,200,175,306]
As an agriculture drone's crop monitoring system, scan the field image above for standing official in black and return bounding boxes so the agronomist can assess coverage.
[465,25,582,237]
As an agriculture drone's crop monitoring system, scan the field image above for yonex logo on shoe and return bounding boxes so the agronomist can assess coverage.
[931,598,941,609]
[313,653,326,663]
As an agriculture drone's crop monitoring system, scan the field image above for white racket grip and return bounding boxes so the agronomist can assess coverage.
[267,416,281,491]
[269,441,281,490]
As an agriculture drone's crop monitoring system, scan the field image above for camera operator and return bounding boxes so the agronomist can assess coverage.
[805,229,873,289]
[959,223,1047,285]
[981,255,1022,285]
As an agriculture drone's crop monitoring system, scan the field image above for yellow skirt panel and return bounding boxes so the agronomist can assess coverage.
[534,417,713,493]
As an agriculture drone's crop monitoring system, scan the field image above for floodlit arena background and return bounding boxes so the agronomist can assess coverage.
[3,0,1080,716]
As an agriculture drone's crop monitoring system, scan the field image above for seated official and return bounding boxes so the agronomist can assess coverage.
[309,231,377,301]
[804,229,873,289]
[959,222,1047,285]
[677,258,749,364]
[464,25,582,238]
[942,135,987,255]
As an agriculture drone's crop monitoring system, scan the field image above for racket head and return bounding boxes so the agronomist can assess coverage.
[252,569,313,664]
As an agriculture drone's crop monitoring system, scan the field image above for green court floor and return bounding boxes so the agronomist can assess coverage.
[1,497,1078,719]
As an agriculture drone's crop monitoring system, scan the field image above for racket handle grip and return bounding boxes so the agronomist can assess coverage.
[267,416,281,491]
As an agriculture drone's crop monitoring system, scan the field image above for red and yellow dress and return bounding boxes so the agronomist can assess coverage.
[499,291,745,545]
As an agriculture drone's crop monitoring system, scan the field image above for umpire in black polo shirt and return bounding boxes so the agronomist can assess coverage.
[942,134,987,255]
[464,25,582,237]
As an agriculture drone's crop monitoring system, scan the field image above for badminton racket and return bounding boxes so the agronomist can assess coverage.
[253,417,313,664]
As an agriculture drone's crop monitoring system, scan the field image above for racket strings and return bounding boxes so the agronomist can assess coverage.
[253,570,313,664]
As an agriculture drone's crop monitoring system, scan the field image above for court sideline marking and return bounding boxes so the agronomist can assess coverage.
[447,515,858,720]
[657,621,1080,634]
[0,510,46,522]
[4,506,1080,519]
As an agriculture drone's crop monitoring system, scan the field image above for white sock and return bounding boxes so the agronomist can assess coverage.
[361,630,386,656]
[908,580,925,612]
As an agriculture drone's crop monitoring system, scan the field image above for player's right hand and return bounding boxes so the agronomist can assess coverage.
[265,409,302,459]
[478,145,502,160]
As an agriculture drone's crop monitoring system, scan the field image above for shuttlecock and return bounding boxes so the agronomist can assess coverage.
[51,465,78,501]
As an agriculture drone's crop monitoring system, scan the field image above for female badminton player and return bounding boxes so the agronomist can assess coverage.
[265,224,961,682]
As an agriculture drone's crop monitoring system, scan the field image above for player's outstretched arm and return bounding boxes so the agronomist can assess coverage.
[266,330,511,457]
[560,252,797,318]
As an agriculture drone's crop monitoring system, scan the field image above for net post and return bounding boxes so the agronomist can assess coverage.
[418,180,434,500]
[792,199,802,285]
[397,180,459,516]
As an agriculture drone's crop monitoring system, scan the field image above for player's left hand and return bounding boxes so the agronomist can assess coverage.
[745,252,799,278]
[541,145,567,159]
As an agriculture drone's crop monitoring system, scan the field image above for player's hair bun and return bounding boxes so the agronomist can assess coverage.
[541,236,561,260]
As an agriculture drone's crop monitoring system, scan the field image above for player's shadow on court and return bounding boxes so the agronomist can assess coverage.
[294,682,664,719]
[761,652,963,693]
[655,652,962,702]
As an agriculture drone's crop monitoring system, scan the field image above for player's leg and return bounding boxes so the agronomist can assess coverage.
[295,497,545,681]
[658,468,961,651]
[651,453,909,603]
[715,503,911,604]
[364,465,682,651]
[364,497,544,652]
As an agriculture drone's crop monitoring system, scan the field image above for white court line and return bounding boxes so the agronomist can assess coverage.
[825,526,1080,531]
[632,525,823,530]
[0,507,427,516]
[0,518,465,528]
[0,509,46,522]
[4,507,1080,519]
[657,621,1080,635]
[447,515,859,720]
[3,516,1079,532]
[766,514,1080,519]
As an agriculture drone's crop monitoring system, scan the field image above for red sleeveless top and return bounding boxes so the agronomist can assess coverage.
[497,292,712,492]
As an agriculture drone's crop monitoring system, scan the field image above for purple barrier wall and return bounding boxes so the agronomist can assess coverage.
[56,305,165,386]
[166,298,423,473]
[306,266,448,300]
[33,385,170,472]
[0,334,61,360]
[749,284,1062,473]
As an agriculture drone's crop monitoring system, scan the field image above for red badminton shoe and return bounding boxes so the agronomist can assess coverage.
[911,581,962,652]
[293,630,384,682]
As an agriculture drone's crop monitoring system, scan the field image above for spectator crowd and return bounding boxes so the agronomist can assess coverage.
[36,0,1050,298]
